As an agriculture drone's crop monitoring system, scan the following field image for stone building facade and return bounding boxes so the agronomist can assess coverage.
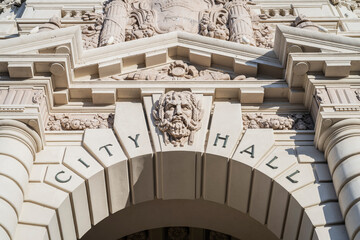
[1,0,360,239]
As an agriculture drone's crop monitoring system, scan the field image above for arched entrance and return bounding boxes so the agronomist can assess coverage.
[12,95,347,240]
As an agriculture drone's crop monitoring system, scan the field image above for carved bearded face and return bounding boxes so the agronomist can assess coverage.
[153,91,203,146]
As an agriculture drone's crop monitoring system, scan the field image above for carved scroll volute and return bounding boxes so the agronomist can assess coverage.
[99,0,129,46]
[225,0,255,45]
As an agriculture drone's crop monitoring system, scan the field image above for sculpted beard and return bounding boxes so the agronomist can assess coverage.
[167,115,191,139]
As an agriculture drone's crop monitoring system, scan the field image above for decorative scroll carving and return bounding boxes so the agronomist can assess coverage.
[39,16,61,32]
[153,91,203,147]
[46,113,114,131]
[127,231,147,240]
[199,8,229,40]
[242,113,314,130]
[167,227,189,240]
[99,0,129,46]
[32,90,45,104]
[110,60,250,81]
[293,15,328,32]
[81,12,104,49]
[125,2,156,41]
[209,231,230,240]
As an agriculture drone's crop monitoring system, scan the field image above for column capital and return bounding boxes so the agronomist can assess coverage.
[314,105,360,153]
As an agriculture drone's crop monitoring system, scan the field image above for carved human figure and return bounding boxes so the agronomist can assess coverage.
[153,91,203,146]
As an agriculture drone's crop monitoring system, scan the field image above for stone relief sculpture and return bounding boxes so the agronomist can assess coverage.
[81,12,104,49]
[242,113,314,130]
[87,0,274,49]
[0,0,24,20]
[153,91,203,147]
[330,0,359,12]
[46,113,114,131]
[110,60,254,80]
[315,88,330,105]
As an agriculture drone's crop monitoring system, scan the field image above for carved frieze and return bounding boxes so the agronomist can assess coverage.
[153,91,203,147]
[110,60,255,81]
[242,113,314,130]
[46,113,114,131]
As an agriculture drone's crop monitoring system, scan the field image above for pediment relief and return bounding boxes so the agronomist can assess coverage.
[107,60,255,81]
[80,0,275,50]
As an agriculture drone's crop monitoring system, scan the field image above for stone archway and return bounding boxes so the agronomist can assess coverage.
[14,92,348,240]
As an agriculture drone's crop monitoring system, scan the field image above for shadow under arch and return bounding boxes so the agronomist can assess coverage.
[80,199,279,240]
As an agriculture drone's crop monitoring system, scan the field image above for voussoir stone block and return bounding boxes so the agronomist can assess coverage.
[204,101,242,204]
[283,183,338,240]
[63,146,109,225]
[267,164,315,238]
[83,129,130,213]
[114,101,154,204]
[25,183,76,240]
[228,129,274,213]
[45,164,91,238]
[249,147,297,225]
[15,224,49,240]
[19,202,61,240]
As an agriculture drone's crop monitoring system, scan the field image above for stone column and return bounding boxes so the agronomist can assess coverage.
[225,0,255,45]
[99,0,128,46]
[0,120,41,240]
[318,119,360,240]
